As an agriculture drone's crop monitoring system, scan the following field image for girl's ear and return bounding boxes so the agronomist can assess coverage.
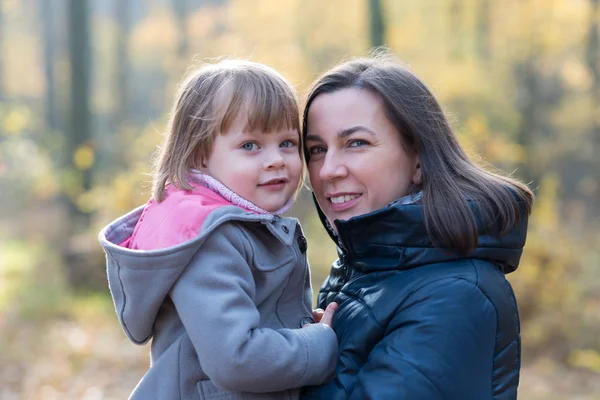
[198,158,209,173]
[412,155,422,185]
[200,157,208,169]
[195,149,209,171]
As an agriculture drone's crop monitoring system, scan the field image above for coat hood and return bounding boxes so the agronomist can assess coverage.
[98,204,278,344]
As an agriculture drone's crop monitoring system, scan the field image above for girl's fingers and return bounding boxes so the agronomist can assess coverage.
[320,302,338,326]
[312,308,325,322]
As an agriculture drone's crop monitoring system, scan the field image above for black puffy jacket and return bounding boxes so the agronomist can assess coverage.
[301,198,527,400]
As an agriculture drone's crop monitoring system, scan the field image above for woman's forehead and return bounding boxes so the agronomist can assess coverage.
[307,89,386,134]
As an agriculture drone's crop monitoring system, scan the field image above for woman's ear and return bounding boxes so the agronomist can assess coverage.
[412,155,422,185]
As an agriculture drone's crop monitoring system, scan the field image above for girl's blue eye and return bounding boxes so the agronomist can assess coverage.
[280,140,296,148]
[241,142,259,151]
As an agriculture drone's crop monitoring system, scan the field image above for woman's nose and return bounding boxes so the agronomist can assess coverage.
[319,151,347,181]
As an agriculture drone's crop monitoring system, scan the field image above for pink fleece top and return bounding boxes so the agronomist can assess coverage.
[120,174,293,250]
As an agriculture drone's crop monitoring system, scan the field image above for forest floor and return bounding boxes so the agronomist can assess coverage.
[0,296,599,400]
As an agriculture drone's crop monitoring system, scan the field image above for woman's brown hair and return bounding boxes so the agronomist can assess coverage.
[303,51,534,255]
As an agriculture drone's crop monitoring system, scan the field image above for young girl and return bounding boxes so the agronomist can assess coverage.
[98,60,338,400]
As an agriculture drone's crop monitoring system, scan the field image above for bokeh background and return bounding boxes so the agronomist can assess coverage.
[1,0,599,399]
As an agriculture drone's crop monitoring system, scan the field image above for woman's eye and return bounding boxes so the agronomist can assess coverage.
[308,146,326,155]
[348,139,368,148]
[280,140,297,148]
[241,142,259,151]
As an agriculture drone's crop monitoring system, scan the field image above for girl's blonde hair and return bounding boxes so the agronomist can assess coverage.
[152,59,301,202]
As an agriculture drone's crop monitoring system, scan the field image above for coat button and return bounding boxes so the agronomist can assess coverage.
[300,317,315,327]
[281,225,289,233]
[297,235,307,253]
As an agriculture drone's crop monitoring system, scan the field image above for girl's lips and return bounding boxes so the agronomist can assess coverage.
[329,194,362,212]
[259,182,287,191]
[259,178,288,185]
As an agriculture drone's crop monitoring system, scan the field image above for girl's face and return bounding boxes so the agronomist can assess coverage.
[202,114,302,213]
[305,88,421,225]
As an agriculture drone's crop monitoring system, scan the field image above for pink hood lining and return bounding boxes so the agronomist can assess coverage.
[189,171,294,215]
[120,174,294,250]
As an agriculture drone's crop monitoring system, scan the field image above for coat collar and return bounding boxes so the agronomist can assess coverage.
[313,193,528,274]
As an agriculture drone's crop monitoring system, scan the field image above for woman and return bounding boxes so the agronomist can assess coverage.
[300,52,533,400]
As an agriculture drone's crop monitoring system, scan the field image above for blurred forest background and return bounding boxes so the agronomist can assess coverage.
[0,0,599,398]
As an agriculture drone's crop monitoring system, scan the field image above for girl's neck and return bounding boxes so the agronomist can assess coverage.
[189,171,294,215]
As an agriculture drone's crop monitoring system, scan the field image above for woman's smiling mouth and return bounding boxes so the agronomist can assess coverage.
[327,193,362,212]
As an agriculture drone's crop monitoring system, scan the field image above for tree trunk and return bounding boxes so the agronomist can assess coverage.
[64,0,105,291]
[514,60,537,184]
[115,0,130,128]
[67,0,92,223]
[40,0,58,132]
[369,0,385,48]
[105,0,131,172]
[587,0,600,152]
[0,1,4,100]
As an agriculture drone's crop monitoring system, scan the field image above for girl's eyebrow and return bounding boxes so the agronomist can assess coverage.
[306,126,376,142]
[236,130,265,140]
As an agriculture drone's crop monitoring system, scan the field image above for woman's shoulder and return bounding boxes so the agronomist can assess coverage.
[393,258,510,297]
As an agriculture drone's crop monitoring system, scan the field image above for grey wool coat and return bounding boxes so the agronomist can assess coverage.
[98,204,338,400]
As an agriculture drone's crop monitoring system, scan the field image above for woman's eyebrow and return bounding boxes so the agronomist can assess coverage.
[306,126,376,142]
[305,134,323,142]
[339,126,376,137]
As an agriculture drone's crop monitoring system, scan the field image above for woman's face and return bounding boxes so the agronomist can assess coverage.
[306,88,421,225]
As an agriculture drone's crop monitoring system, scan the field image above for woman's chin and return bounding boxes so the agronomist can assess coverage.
[327,209,364,224]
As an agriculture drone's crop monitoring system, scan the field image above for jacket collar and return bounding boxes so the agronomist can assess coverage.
[313,193,528,274]
[190,172,294,215]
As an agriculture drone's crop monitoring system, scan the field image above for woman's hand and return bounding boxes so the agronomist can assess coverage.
[304,302,338,327]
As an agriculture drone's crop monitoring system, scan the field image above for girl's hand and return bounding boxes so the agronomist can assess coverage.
[319,302,338,326]
[304,302,338,328]
[312,308,325,323]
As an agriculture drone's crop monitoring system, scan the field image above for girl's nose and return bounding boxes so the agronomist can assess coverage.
[265,149,285,170]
